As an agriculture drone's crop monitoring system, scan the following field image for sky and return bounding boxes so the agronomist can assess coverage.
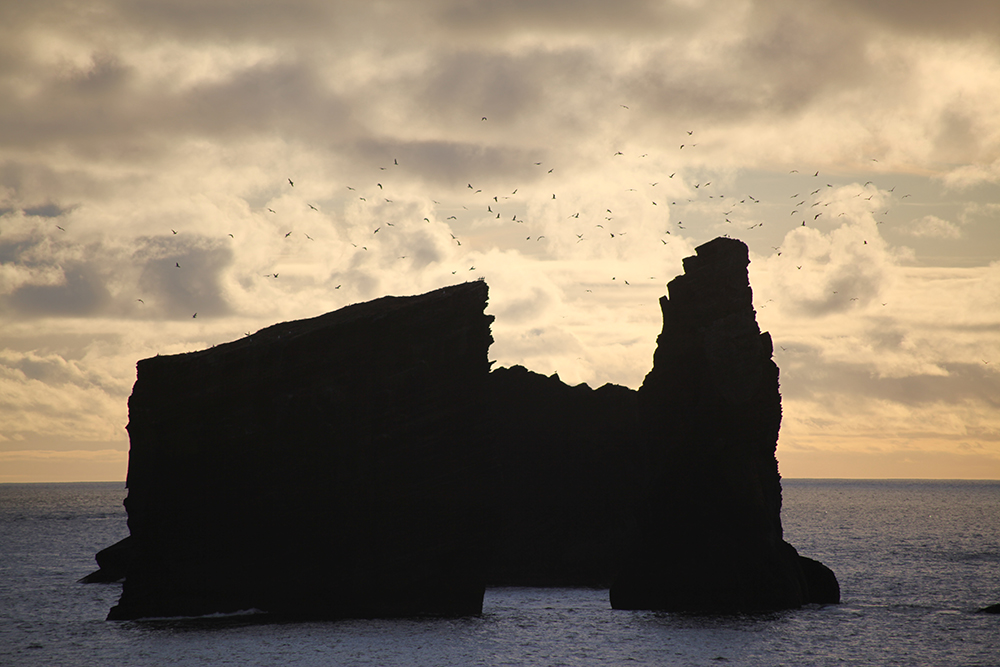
[1,0,999,482]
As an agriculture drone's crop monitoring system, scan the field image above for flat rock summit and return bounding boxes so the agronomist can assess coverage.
[87,236,839,619]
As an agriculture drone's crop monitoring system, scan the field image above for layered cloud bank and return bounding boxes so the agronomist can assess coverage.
[1,0,998,480]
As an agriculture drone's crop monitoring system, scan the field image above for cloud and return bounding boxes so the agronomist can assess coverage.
[2,0,1000,479]
[6,262,112,317]
[903,215,962,238]
[22,202,77,218]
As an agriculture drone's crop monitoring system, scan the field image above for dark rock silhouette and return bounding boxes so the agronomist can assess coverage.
[977,603,1000,614]
[88,237,838,619]
[485,365,642,587]
[77,536,134,583]
[107,281,495,620]
[611,237,839,611]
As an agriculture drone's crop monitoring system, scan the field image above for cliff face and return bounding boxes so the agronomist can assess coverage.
[109,281,495,620]
[94,237,838,619]
[611,237,839,611]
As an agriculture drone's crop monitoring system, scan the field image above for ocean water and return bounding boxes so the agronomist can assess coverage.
[1,479,998,666]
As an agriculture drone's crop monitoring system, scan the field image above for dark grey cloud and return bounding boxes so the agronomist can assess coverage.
[115,0,351,43]
[134,235,234,319]
[348,137,543,189]
[786,268,885,317]
[22,202,77,218]
[166,60,353,142]
[5,262,112,317]
[782,354,1000,408]
[3,353,81,386]
[0,230,234,320]
[437,0,709,36]
[833,0,1000,39]
[0,161,111,210]
[416,49,550,125]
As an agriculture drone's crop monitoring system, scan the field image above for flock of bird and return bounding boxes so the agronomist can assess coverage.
[117,112,917,319]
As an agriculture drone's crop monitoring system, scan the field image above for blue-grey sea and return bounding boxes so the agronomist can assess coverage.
[1,479,998,666]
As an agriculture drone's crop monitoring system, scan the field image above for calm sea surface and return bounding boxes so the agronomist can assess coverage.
[1,479,998,666]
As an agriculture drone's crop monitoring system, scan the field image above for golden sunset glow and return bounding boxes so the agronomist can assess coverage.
[2,1,999,481]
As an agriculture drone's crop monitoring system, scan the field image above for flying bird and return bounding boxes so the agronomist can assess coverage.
[288,179,294,187]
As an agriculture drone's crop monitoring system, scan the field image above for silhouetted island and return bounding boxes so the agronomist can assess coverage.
[87,237,838,619]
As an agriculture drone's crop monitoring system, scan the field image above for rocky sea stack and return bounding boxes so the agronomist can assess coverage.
[89,237,838,619]
[108,282,495,620]
[611,237,839,611]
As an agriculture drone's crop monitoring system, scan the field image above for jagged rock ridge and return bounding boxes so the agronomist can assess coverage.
[90,237,838,619]
[611,237,839,611]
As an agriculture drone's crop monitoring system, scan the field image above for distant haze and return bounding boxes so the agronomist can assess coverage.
[1,0,998,481]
